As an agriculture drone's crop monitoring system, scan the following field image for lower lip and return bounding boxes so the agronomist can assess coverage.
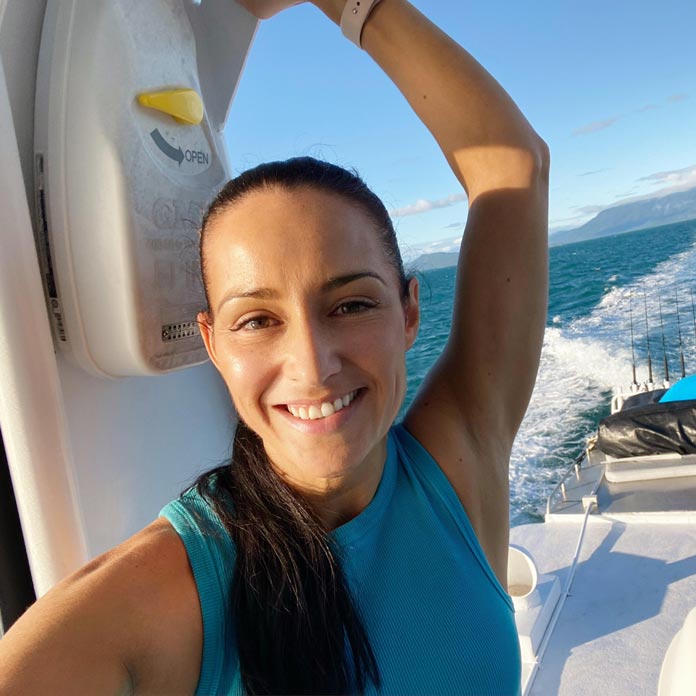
[274,390,364,434]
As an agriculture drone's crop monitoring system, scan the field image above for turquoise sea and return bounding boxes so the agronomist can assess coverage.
[401,219,696,526]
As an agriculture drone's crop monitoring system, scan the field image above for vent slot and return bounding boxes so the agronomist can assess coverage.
[161,321,200,342]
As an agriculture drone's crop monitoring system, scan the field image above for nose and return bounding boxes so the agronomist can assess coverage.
[284,317,342,385]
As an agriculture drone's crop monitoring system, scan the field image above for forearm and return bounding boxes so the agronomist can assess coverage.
[311,0,548,199]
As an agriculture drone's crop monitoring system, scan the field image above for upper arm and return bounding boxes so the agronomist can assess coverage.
[445,167,549,442]
[0,560,137,696]
[0,519,202,696]
[405,150,549,580]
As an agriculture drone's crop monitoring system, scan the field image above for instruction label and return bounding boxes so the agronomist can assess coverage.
[146,127,212,175]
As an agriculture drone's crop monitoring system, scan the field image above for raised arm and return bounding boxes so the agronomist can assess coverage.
[310,0,550,580]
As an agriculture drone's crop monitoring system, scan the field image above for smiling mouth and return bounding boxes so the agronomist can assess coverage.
[285,390,360,421]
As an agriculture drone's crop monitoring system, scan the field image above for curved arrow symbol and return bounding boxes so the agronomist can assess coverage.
[150,129,184,166]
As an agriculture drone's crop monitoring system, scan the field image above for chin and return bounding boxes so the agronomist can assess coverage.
[268,434,368,485]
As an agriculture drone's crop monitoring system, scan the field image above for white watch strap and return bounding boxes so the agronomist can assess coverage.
[340,0,383,48]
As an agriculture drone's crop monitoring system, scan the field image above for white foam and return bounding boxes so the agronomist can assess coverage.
[510,236,696,523]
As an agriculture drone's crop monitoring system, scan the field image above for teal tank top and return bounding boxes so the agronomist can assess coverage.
[160,424,521,695]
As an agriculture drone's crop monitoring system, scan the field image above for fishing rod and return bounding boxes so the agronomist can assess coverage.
[675,289,686,379]
[658,292,670,383]
[628,291,638,387]
[643,286,653,384]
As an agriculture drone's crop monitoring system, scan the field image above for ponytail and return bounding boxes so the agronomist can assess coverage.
[195,420,381,694]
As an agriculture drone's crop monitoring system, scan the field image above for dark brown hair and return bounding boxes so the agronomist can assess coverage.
[195,157,409,694]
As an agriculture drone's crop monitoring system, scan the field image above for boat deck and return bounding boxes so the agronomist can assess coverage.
[600,475,696,515]
[511,517,696,695]
[547,448,696,519]
[512,441,696,695]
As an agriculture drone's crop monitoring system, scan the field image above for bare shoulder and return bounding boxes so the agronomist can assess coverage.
[102,517,203,694]
[0,517,202,696]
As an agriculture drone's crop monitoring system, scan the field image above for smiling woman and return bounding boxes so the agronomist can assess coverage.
[0,0,548,694]
[186,157,419,693]
[198,161,416,506]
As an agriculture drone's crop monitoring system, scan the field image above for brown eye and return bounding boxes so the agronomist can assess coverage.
[233,315,278,331]
[333,300,377,316]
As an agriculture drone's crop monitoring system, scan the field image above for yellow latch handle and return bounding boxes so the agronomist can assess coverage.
[137,88,204,126]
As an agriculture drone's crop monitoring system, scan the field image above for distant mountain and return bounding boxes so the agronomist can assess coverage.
[408,186,696,268]
[550,187,696,246]
[410,251,459,271]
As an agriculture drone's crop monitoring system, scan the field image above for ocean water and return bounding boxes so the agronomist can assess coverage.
[401,219,696,526]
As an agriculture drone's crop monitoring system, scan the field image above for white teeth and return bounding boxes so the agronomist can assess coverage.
[286,390,359,420]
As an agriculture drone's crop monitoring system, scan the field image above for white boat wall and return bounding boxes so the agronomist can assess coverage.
[0,0,256,625]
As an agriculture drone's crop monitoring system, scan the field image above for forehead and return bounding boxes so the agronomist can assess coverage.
[203,186,396,297]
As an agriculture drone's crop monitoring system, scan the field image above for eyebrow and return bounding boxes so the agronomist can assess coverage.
[216,271,387,314]
[323,271,387,291]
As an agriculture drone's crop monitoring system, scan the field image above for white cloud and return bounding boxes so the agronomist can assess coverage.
[399,235,463,262]
[571,204,606,216]
[571,94,686,139]
[637,164,696,186]
[389,191,467,218]
[572,116,620,136]
[578,168,610,177]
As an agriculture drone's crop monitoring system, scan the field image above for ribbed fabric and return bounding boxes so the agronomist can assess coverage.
[160,483,241,694]
[160,424,521,695]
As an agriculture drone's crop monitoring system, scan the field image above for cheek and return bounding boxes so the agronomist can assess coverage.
[351,316,408,374]
[215,346,274,409]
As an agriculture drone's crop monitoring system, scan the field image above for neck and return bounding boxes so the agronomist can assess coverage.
[270,438,388,531]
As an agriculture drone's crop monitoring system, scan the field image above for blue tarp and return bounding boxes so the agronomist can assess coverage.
[659,375,696,403]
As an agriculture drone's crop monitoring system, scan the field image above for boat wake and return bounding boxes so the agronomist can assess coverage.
[510,237,696,525]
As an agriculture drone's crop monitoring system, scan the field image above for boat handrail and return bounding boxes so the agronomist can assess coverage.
[545,446,592,516]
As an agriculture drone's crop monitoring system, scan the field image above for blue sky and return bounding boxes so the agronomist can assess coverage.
[224,0,696,255]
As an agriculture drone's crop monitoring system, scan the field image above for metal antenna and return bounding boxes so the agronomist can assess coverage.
[643,286,653,383]
[658,292,670,383]
[628,291,638,386]
[675,289,686,379]
[691,285,696,344]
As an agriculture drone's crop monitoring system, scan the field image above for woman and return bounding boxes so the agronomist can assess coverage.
[0,0,548,694]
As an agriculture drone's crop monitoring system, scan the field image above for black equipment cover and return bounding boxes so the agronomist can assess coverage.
[598,399,696,458]
[620,389,667,410]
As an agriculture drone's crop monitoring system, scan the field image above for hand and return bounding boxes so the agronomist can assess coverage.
[234,0,306,19]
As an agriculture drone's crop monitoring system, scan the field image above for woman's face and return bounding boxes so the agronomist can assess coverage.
[199,186,419,495]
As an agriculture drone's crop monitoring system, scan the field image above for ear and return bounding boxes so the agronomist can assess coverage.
[197,311,221,371]
[403,277,420,350]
